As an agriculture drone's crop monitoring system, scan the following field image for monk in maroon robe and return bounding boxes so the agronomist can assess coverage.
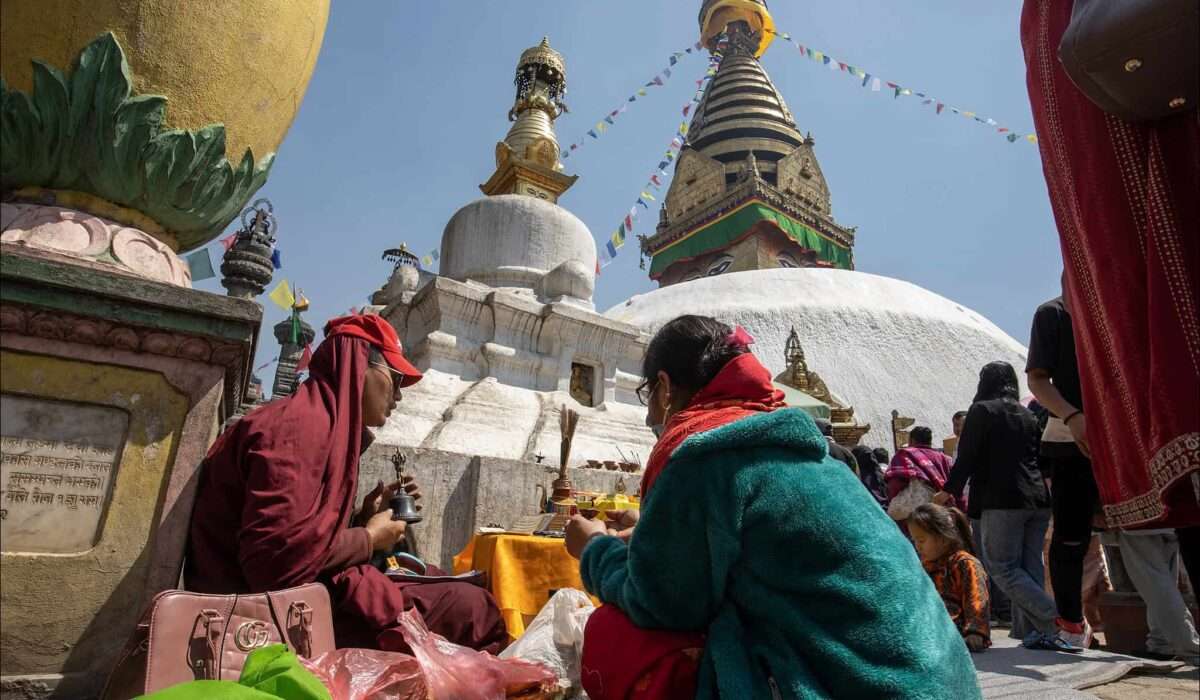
[186,314,507,654]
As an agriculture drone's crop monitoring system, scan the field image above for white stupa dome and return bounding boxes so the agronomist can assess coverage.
[606,268,1029,448]
[439,194,596,302]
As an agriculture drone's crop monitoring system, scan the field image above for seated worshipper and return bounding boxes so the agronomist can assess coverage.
[565,315,981,700]
[909,503,991,652]
[815,418,858,476]
[186,314,507,654]
[851,444,888,508]
[887,426,961,516]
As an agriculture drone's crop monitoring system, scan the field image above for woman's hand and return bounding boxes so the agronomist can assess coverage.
[355,476,422,526]
[1066,412,1090,458]
[565,514,608,559]
[365,509,407,553]
[606,509,640,530]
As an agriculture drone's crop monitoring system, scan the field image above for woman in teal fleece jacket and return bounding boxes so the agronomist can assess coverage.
[566,315,980,699]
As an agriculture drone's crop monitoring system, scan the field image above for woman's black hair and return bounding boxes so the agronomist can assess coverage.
[641,315,746,407]
[909,503,975,555]
[973,360,1020,403]
[850,445,877,474]
[909,426,933,446]
[872,447,889,464]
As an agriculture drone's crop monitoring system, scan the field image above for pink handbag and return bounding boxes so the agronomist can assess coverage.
[101,583,336,699]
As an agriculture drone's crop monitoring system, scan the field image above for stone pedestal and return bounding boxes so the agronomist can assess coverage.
[0,243,261,699]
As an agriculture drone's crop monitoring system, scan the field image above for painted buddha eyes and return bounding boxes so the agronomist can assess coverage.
[707,256,733,276]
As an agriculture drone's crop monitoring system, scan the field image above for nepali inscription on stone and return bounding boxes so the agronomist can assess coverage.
[0,394,127,553]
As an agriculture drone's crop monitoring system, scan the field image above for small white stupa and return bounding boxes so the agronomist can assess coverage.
[368,38,656,465]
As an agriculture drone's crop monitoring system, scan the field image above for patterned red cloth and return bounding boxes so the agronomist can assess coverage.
[1022,0,1200,527]
[886,447,963,511]
[924,550,992,647]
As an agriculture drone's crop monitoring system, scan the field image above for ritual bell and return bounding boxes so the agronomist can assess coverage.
[390,448,422,524]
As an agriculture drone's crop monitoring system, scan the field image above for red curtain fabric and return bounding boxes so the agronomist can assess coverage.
[1021,0,1200,528]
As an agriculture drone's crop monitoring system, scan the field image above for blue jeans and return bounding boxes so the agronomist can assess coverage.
[971,518,1011,619]
[981,508,1057,638]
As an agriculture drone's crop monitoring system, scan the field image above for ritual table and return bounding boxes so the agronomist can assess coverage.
[453,533,595,642]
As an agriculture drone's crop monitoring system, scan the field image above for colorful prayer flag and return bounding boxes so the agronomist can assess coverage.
[268,280,295,310]
[637,198,649,209]
[270,248,282,270]
[588,129,598,139]
[640,191,655,201]
[1026,134,1038,143]
[682,104,692,116]
[219,233,238,252]
[184,249,216,281]
[871,78,881,92]
[814,51,824,62]
[936,103,945,114]
[606,241,618,257]
[431,249,440,261]
[637,88,647,96]
[422,255,433,266]
[296,344,313,373]
[625,214,634,230]
[1007,133,1019,143]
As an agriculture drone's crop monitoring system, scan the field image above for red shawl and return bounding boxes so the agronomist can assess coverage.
[187,335,369,593]
[886,447,963,510]
[640,352,787,498]
[1022,0,1200,527]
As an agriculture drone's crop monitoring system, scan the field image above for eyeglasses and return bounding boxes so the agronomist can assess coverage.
[369,362,405,400]
[635,378,658,406]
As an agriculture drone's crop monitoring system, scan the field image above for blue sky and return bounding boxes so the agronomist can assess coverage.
[193,1,1062,383]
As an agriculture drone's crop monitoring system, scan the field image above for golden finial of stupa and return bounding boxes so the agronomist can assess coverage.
[480,37,577,202]
[698,0,775,57]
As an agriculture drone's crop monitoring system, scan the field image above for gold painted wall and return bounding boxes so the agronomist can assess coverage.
[0,351,187,680]
[1,0,330,160]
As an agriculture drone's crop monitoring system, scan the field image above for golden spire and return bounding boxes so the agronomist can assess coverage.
[481,37,577,202]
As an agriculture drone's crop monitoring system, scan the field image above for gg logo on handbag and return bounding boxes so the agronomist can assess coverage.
[233,620,271,651]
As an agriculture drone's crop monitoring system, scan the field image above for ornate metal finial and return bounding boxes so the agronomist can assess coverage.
[221,198,277,299]
[512,37,567,121]
[698,0,773,57]
[382,243,421,272]
[391,447,407,480]
[271,295,315,397]
[784,326,810,389]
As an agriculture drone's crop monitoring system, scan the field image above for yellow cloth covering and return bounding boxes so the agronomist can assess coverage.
[454,533,595,641]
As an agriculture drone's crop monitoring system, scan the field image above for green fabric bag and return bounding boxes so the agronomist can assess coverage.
[136,645,331,700]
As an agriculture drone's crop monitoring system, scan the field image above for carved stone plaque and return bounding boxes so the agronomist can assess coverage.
[0,394,127,553]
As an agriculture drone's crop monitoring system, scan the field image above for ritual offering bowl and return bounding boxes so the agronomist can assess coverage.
[603,460,619,471]
[619,462,638,473]
[586,459,603,469]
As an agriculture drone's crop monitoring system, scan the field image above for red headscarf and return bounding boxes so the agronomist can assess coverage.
[640,353,786,497]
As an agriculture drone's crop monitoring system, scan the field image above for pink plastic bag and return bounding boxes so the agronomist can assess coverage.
[395,609,557,700]
[300,647,427,700]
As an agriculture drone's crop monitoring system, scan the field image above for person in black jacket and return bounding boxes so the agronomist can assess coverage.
[934,362,1075,651]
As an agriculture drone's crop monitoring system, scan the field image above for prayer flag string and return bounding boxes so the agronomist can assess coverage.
[765,29,1038,145]
[562,41,704,161]
[596,50,724,272]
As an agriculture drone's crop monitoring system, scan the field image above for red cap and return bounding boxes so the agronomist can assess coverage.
[324,314,423,387]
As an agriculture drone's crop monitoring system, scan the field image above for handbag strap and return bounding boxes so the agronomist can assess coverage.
[186,609,224,681]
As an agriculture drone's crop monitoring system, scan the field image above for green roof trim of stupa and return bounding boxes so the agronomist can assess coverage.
[648,198,853,278]
[773,381,831,421]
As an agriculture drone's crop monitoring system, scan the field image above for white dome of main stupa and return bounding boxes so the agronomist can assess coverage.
[606,268,1029,448]
[439,194,596,306]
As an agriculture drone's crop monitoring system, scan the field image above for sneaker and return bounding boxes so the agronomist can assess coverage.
[1022,630,1084,653]
[1057,617,1093,650]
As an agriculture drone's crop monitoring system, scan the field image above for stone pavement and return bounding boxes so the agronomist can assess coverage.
[1090,662,1198,699]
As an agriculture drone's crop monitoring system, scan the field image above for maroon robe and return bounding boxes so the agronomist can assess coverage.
[185,334,507,654]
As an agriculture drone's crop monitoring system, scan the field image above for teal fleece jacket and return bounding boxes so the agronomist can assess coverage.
[581,409,981,699]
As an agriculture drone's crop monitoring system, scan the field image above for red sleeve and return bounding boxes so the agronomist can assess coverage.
[322,527,372,573]
[954,555,992,642]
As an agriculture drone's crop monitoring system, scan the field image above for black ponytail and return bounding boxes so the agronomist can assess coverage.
[642,315,746,408]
